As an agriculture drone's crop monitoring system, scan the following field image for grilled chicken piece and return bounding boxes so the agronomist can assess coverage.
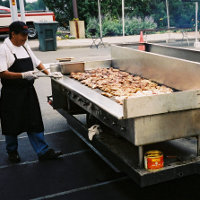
[101,92,113,98]
[70,68,173,105]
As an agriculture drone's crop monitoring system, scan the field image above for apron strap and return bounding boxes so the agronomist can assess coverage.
[13,53,17,60]
[23,46,31,57]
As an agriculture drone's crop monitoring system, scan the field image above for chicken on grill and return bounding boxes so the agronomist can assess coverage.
[70,68,173,104]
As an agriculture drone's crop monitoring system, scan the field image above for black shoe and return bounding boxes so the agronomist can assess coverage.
[38,149,63,161]
[8,151,21,163]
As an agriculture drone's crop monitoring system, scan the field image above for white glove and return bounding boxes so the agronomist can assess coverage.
[22,71,38,80]
[50,72,63,79]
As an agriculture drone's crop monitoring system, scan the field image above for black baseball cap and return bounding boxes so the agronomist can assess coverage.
[9,21,29,35]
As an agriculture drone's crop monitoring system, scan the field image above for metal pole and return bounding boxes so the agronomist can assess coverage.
[166,0,170,29]
[98,0,102,38]
[72,0,78,19]
[19,0,26,23]
[195,2,198,44]
[9,0,18,22]
[122,0,125,36]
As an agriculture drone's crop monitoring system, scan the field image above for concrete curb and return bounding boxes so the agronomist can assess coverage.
[27,32,197,50]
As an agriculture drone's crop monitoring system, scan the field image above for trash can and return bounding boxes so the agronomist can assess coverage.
[34,22,58,51]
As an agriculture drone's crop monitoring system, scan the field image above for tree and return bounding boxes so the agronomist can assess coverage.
[168,0,195,27]
[25,0,46,11]
[149,0,168,27]
[0,0,10,7]
[37,0,46,10]
[125,0,151,18]
[149,0,196,28]
[43,0,151,27]
[43,0,73,27]
[42,0,197,29]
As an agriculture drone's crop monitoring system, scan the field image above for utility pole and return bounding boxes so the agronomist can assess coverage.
[72,0,78,19]
[19,0,26,22]
[194,2,200,47]
[122,0,125,36]
[98,0,102,38]
[166,0,170,29]
[9,0,18,21]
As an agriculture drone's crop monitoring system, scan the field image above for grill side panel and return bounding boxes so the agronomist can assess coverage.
[134,109,200,146]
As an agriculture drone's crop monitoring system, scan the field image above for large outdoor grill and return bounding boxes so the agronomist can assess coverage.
[50,43,200,186]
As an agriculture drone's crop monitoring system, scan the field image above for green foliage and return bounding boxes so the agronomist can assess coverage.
[149,0,167,28]
[43,0,152,27]
[85,17,99,37]
[125,0,152,18]
[102,15,122,36]
[0,0,10,7]
[168,0,195,27]
[42,0,197,30]
[25,0,46,11]
[0,0,45,11]
[86,15,157,37]
[43,0,73,27]
[125,17,157,35]
[37,0,46,10]
[149,0,196,28]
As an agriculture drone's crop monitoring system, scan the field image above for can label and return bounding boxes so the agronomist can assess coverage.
[144,150,164,171]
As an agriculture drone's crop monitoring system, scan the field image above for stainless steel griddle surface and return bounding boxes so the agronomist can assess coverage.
[55,76,124,119]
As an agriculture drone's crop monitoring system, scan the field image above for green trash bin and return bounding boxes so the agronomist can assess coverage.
[34,22,58,51]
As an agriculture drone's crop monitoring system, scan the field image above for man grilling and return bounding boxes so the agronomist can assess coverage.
[0,21,62,163]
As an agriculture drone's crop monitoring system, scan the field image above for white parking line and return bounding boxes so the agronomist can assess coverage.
[0,129,69,142]
[0,149,89,170]
[30,176,128,200]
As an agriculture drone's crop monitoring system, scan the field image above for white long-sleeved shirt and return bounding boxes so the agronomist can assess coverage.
[0,37,41,72]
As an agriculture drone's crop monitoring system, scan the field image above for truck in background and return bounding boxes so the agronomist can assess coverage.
[0,6,55,39]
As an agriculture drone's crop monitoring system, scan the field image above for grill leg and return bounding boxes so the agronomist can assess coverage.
[197,136,200,156]
[138,145,143,168]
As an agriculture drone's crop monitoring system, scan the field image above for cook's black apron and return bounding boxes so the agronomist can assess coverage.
[0,46,44,136]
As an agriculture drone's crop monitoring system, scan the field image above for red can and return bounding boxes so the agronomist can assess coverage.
[144,150,164,171]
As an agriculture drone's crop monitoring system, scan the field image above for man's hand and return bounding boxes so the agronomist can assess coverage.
[50,72,63,79]
[22,71,38,80]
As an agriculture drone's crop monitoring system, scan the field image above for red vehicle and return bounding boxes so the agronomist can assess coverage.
[0,6,55,39]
